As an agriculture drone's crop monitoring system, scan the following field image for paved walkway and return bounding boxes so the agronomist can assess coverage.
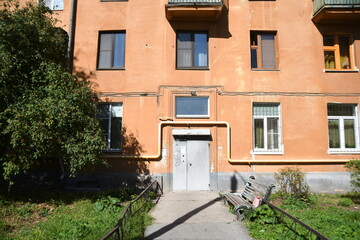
[144,191,253,240]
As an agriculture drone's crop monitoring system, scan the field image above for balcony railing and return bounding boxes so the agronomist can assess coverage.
[313,0,360,23]
[168,0,223,4]
[314,0,360,14]
[165,0,225,21]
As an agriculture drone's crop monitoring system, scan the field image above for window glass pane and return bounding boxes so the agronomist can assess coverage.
[328,119,340,148]
[323,36,334,46]
[53,0,63,10]
[177,49,192,68]
[96,104,110,118]
[113,33,125,68]
[99,119,109,135]
[339,36,350,69]
[324,51,335,69]
[261,34,276,69]
[177,33,192,67]
[344,119,356,148]
[99,34,113,68]
[176,97,208,116]
[194,33,208,67]
[44,0,53,8]
[253,103,279,116]
[327,104,355,116]
[254,119,264,148]
[111,103,123,117]
[251,48,258,68]
[177,33,192,48]
[267,118,279,149]
[110,117,122,149]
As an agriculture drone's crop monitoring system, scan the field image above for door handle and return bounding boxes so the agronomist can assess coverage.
[189,163,192,166]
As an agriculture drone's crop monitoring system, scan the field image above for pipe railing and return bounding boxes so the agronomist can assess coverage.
[100,180,163,240]
[265,201,329,240]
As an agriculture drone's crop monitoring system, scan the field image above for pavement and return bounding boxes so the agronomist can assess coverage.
[144,191,254,240]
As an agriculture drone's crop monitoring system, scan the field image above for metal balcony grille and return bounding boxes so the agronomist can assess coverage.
[168,0,223,5]
[314,0,360,15]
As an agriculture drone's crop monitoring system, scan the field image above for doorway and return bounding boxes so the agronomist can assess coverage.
[173,134,210,191]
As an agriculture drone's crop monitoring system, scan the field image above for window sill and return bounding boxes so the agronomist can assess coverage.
[176,68,209,70]
[176,116,210,119]
[324,68,359,73]
[102,149,122,153]
[251,68,280,71]
[251,150,284,155]
[97,68,125,71]
[328,149,360,155]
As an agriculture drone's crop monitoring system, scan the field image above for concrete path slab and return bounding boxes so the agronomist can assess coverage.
[144,191,253,240]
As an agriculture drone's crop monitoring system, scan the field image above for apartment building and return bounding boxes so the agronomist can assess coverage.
[33,0,360,192]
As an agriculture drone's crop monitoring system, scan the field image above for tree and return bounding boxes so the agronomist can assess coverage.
[0,1,106,181]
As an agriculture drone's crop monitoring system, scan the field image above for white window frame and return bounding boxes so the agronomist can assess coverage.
[252,103,283,154]
[97,103,123,151]
[327,104,360,154]
[41,0,64,11]
[175,96,210,118]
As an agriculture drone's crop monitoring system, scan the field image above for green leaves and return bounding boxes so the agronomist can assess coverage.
[345,159,360,190]
[0,1,106,181]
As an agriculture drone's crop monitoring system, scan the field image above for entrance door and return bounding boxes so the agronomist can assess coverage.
[173,137,210,190]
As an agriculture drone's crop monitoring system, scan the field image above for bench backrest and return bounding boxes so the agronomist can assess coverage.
[240,176,275,205]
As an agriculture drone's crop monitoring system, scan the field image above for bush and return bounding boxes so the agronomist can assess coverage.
[345,159,360,190]
[274,166,309,198]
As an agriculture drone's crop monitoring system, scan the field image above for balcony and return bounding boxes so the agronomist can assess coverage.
[313,0,360,23]
[165,0,225,21]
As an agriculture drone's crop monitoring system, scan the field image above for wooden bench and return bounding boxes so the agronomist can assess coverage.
[222,176,275,221]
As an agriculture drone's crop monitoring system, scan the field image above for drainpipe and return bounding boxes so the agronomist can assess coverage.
[67,0,78,71]
[106,120,349,164]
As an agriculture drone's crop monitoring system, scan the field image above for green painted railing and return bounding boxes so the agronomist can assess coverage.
[314,0,360,15]
[168,0,222,4]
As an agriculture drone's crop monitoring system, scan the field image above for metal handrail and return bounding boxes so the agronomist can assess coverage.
[265,201,329,240]
[100,180,163,240]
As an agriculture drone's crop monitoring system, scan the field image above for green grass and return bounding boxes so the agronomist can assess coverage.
[245,192,360,240]
[0,185,153,240]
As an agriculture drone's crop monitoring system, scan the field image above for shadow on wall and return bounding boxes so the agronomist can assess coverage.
[230,171,248,192]
[168,4,231,39]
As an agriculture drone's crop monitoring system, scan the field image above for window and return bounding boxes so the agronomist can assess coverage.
[96,103,123,150]
[177,32,208,69]
[43,0,63,10]
[97,32,126,69]
[253,103,282,153]
[250,31,277,69]
[323,34,353,70]
[175,96,209,118]
[328,104,359,153]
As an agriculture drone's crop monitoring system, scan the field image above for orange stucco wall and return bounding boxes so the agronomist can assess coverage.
[20,1,360,178]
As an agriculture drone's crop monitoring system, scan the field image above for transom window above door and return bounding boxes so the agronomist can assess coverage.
[176,32,208,69]
[175,96,209,118]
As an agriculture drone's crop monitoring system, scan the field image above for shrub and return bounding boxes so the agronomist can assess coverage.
[274,166,309,198]
[338,198,353,207]
[345,159,360,190]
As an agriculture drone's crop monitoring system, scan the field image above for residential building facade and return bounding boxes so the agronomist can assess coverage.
[27,0,360,192]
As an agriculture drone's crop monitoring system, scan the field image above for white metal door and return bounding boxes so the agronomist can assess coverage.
[173,139,210,191]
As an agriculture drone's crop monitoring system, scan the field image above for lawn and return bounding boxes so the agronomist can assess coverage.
[245,192,360,240]
[0,183,152,240]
